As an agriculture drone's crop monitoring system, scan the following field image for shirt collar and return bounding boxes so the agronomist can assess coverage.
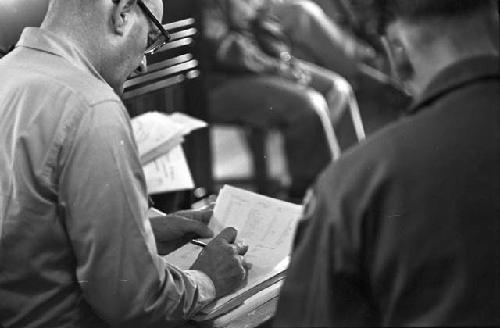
[407,55,500,115]
[16,27,108,84]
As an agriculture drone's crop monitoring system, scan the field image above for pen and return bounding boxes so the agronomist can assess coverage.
[190,239,207,248]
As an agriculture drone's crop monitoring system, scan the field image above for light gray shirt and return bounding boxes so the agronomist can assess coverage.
[0,27,214,328]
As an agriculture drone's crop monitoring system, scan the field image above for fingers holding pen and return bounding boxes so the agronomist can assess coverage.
[191,227,251,298]
[234,240,248,255]
[231,236,252,280]
[232,241,252,271]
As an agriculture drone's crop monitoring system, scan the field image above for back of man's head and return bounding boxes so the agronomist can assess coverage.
[370,0,497,34]
[356,0,498,96]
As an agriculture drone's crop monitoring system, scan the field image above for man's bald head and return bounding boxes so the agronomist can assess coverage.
[41,0,165,94]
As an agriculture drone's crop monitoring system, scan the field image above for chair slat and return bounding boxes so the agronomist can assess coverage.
[124,59,198,91]
[123,75,185,100]
[163,18,195,31]
[147,53,193,73]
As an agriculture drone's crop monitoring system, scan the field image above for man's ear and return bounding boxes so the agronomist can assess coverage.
[111,0,137,35]
[381,35,415,95]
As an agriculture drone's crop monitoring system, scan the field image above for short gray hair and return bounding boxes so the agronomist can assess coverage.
[358,0,497,34]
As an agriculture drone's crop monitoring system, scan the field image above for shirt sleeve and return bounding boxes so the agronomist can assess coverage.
[57,99,215,325]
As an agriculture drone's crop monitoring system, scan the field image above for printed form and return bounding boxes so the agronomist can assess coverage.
[164,185,303,317]
[210,185,302,282]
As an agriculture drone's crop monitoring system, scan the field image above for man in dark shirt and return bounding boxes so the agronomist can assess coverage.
[275,0,500,326]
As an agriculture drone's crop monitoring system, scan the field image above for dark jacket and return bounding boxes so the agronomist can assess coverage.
[275,55,500,326]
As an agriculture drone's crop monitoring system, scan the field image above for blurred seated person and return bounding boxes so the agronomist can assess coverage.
[202,0,371,199]
[264,0,377,81]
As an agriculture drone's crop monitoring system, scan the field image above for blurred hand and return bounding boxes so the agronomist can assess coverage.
[150,208,214,255]
[278,60,311,85]
[290,61,311,86]
[190,227,251,298]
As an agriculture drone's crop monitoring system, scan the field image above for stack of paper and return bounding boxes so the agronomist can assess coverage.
[164,185,303,320]
[131,112,207,194]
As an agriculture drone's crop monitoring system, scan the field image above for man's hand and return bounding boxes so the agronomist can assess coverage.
[190,227,250,299]
[277,58,311,85]
[150,209,214,255]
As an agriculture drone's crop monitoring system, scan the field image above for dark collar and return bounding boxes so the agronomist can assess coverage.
[407,55,500,115]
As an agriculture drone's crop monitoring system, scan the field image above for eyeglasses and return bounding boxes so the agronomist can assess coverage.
[137,0,170,55]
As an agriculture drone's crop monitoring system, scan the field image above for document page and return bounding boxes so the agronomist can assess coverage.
[168,112,207,135]
[142,145,194,194]
[131,112,207,165]
[209,185,302,289]
[131,112,184,164]
[163,185,302,318]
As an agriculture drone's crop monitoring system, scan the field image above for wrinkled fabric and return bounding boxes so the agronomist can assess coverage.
[0,28,215,328]
[275,56,500,326]
[203,0,362,79]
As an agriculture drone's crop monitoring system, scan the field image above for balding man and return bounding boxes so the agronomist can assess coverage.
[0,0,248,327]
[275,0,500,326]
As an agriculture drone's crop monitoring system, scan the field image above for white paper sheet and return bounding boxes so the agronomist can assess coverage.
[142,145,194,194]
